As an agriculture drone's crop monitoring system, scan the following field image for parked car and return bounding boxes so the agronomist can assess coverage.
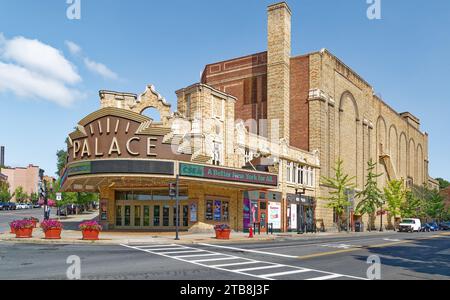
[439,222,450,231]
[421,222,439,232]
[0,202,5,211]
[16,203,29,210]
[398,218,422,232]
[33,204,41,209]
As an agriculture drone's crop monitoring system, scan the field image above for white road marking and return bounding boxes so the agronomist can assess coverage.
[383,238,401,242]
[121,243,368,281]
[321,244,356,249]
[307,274,343,281]
[198,243,298,258]
[261,269,311,278]
[159,250,205,255]
[235,265,284,272]
[212,261,260,268]
[176,253,222,259]
[192,257,240,263]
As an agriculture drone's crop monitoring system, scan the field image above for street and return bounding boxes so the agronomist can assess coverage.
[0,231,448,280]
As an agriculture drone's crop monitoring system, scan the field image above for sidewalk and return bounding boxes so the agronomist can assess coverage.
[0,210,404,245]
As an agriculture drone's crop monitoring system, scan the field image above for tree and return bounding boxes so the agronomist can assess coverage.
[14,186,29,203]
[436,178,450,190]
[0,181,11,202]
[355,159,384,231]
[384,179,407,229]
[30,192,39,205]
[320,159,356,232]
[56,149,68,177]
[425,190,446,222]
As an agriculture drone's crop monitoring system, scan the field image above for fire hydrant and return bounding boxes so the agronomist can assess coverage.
[248,227,254,238]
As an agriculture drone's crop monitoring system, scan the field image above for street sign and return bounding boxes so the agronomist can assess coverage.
[56,193,62,201]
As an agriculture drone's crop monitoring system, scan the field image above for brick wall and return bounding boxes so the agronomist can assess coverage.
[289,55,310,151]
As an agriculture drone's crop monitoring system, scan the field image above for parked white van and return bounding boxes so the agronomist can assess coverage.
[398,218,422,232]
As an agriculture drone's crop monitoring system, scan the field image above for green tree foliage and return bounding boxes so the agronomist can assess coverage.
[436,178,450,190]
[14,186,29,203]
[384,179,407,222]
[355,159,384,231]
[30,192,39,205]
[56,149,68,177]
[425,190,446,222]
[320,159,356,231]
[0,181,12,202]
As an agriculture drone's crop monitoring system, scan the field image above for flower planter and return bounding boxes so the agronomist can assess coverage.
[44,228,62,240]
[31,220,38,228]
[215,229,231,240]
[15,228,33,239]
[82,229,100,241]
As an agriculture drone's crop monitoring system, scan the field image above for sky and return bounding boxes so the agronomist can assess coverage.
[0,0,449,179]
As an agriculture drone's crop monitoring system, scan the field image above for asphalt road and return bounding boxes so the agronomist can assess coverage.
[0,231,448,280]
[0,208,56,232]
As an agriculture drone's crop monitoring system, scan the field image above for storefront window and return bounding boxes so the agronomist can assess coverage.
[163,206,170,226]
[206,199,229,222]
[183,205,189,227]
[205,200,213,221]
[153,206,160,227]
[116,206,122,226]
[134,206,141,226]
[143,206,150,227]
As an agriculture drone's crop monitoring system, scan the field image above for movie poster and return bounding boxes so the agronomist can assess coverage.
[214,200,222,221]
[268,202,281,230]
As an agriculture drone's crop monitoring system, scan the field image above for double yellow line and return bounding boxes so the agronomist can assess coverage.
[296,233,449,260]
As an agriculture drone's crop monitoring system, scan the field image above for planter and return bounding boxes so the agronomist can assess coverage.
[15,228,33,239]
[31,220,38,228]
[44,228,62,240]
[82,229,100,241]
[215,229,231,240]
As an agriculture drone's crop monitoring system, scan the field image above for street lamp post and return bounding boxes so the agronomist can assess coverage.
[175,175,180,241]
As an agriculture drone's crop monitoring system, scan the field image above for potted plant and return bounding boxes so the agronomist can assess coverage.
[41,219,63,240]
[214,224,231,240]
[24,217,39,228]
[79,221,102,241]
[11,220,34,238]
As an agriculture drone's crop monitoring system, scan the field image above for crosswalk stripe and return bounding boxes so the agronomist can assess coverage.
[159,250,205,255]
[192,257,239,263]
[144,247,186,251]
[211,261,259,268]
[135,245,178,249]
[307,274,343,281]
[235,265,284,272]
[261,269,311,278]
[175,253,222,259]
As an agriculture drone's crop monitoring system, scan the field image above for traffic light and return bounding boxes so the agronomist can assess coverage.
[169,182,177,198]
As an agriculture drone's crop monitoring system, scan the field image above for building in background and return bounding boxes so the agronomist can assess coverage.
[1,165,42,202]
[61,2,435,232]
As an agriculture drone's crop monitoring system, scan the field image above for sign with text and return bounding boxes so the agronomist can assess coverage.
[179,163,278,187]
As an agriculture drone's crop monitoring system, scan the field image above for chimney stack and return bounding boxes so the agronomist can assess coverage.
[267,2,292,142]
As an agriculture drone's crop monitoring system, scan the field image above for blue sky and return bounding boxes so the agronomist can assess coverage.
[0,0,449,179]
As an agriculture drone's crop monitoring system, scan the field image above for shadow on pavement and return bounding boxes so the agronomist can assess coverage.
[354,236,450,278]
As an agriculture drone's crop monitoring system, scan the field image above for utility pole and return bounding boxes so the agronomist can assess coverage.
[175,175,180,241]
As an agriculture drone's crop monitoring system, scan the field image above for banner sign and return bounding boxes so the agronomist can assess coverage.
[268,202,281,230]
[180,163,278,187]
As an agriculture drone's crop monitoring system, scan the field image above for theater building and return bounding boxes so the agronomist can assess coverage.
[61,2,433,232]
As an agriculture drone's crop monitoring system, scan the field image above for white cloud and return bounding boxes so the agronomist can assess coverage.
[83,57,118,80]
[1,36,81,84]
[65,40,119,80]
[0,33,83,107]
[65,40,82,56]
[0,62,82,107]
